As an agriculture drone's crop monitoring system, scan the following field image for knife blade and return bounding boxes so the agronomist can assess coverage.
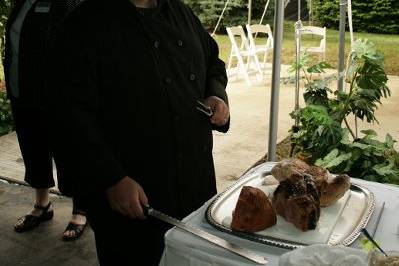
[144,206,268,265]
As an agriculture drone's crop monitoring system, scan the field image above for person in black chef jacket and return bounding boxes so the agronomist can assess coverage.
[46,0,230,264]
[4,0,88,241]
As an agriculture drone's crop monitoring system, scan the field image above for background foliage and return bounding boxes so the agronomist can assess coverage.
[0,90,13,136]
[290,40,399,184]
[312,0,399,34]
[0,0,13,136]
[0,0,12,60]
[183,0,275,32]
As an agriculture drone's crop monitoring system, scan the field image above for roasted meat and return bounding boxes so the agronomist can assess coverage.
[271,158,310,183]
[272,173,320,231]
[271,158,350,208]
[320,174,351,207]
[231,186,277,233]
[307,165,329,192]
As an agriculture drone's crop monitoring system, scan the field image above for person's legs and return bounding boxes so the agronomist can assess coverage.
[62,197,87,240]
[11,99,56,232]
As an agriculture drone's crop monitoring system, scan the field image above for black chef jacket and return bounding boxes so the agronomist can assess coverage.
[47,0,229,218]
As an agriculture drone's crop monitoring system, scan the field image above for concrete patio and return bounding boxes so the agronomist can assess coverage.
[0,65,398,265]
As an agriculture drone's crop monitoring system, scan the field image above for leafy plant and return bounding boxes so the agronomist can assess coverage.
[0,0,14,136]
[0,0,13,60]
[312,0,399,34]
[290,39,398,184]
[0,90,13,136]
[315,130,399,184]
[290,104,343,159]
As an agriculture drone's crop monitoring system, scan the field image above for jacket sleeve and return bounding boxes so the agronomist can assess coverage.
[45,18,126,194]
[188,8,230,133]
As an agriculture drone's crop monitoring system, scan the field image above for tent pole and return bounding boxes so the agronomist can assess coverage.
[346,0,357,138]
[298,0,301,21]
[338,0,347,92]
[294,20,302,127]
[267,0,284,162]
[248,0,252,25]
[347,0,354,46]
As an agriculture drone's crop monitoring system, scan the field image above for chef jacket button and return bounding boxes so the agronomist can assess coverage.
[189,73,196,81]
[154,40,160,49]
[177,40,183,47]
[165,77,172,84]
[174,115,180,121]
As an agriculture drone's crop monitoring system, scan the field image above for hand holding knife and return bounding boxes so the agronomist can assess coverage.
[143,205,268,265]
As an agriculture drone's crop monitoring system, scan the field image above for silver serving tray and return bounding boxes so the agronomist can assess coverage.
[206,170,375,249]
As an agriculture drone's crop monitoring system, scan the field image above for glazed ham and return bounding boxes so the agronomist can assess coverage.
[231,186,277,232]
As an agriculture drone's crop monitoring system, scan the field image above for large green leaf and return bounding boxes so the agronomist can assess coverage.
[307,62,333,73]
[373,161,398,176]
[316,149,352,169]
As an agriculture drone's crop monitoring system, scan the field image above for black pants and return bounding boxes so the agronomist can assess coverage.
[11,98,55,188]
[10,98,84,211]
[83,195,171,266]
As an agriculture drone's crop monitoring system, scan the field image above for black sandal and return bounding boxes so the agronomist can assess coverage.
[62,210,87,241]
[14,202,54,233]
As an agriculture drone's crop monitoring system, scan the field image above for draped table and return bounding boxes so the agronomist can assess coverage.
[159,162,399,266]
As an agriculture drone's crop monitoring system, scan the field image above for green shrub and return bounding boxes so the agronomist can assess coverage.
[0,90,14,136]
[0,0,14,136]
[312,0,399,34]
[316,130,399,184]
[1,0,13,59]
[290,39,399,184]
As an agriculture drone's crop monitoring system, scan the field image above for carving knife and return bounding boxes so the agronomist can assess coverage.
[144,206,268,265]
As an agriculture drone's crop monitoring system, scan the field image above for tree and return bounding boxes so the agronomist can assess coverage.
[183,0,275,32]
[312,0,399,34]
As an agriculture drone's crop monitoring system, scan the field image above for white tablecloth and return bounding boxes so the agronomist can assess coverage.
[159,162,399,266]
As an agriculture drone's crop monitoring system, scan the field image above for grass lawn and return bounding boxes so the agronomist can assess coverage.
[213,22,399,76]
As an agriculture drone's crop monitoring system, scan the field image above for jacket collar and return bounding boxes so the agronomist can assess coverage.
[121,0,171,19]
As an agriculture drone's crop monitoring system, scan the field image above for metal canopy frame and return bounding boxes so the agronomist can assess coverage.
[267,0,354,161]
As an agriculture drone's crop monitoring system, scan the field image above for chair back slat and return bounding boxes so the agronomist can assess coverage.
[246,24,274,50]
[226,26,249,51]
[300,26,327,61]
[301,26,326,37]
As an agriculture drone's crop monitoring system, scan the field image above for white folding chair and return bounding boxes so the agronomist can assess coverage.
[300,26,326,61]
[246,24,274,70]
[226,26,256,85]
